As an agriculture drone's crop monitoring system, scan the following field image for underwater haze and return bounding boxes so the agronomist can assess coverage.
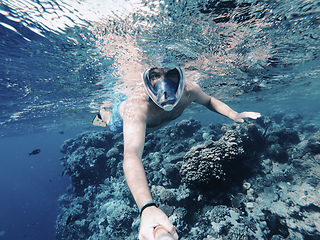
[0,0,319,239]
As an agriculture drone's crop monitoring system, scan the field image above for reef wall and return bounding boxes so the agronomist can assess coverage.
[56,113,320,239]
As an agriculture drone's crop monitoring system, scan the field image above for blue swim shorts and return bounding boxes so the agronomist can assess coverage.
[108,94,128,133]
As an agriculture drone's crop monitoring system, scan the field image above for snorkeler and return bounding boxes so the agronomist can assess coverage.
[93,65,261,240]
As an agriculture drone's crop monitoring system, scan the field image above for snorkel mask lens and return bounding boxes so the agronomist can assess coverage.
[142,67,185,111]
[153,78,178,101]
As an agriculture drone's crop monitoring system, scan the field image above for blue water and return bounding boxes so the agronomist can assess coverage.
[0,132,73,239]
[0,0,319,239]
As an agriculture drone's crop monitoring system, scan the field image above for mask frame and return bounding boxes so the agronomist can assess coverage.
[142,67,185,111]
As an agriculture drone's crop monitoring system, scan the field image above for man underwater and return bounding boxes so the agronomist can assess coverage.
[93,66,261,240]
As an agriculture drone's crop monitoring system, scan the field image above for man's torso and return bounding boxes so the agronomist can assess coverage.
[121,81,196,131]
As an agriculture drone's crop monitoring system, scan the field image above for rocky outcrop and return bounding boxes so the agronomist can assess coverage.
[180,124,263,188]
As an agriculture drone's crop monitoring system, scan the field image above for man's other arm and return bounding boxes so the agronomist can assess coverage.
[190,82,261,122]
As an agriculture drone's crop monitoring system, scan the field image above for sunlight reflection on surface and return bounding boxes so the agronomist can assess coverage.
[1,0,144,33]
[0,0,319,135]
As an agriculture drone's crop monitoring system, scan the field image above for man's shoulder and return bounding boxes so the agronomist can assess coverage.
[185,80,201,90]
[184,81,203,97]
[183,80,209,105]
[123,89,149,114]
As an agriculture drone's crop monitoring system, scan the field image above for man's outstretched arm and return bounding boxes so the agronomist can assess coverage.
[122,102,178,240]
[191,82,261,122]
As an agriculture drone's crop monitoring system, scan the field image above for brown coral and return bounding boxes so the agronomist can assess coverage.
[180,129,245,187]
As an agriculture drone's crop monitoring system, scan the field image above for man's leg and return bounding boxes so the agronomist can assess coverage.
[100,101,113,124]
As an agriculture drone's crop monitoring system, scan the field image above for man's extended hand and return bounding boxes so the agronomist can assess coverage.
[139,206,178,240]
[234,112,261,123]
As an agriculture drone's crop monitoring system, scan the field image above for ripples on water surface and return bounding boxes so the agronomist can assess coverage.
[0,0,319,136]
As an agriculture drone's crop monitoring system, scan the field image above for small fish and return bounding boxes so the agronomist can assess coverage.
[29,149,41,156]
[66,215,72,225]
[58,131,64,135]
[66,214,80,225]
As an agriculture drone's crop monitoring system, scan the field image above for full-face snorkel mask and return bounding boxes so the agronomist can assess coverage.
[142,67,185,111]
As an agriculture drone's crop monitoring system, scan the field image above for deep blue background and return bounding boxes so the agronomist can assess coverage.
[0,131,82,240]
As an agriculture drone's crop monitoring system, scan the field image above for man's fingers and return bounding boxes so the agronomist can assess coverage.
[153,223,177,239]
[244,112,261,119]
[172,231,179,240]
[164,224,178,239]
[250,112,261,119]
[235,112,261,122]
[169,227,178,239]
[139,226,154,240]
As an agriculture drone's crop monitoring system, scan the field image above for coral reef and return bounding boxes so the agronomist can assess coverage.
[56,113,320,239]
[180,124,263,189]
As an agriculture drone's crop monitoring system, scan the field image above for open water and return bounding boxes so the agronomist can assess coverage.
[0,0,319,239]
